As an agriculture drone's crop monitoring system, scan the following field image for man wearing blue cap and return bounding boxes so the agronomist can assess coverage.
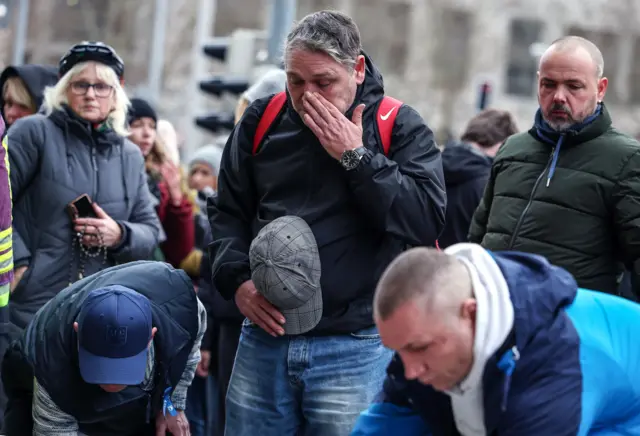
[75,286,157,391]
[1,261,206,436]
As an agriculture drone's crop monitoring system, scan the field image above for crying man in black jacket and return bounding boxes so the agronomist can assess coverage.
[208,10,446,436]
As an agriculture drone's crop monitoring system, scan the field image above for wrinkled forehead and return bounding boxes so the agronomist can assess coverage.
[539,47,598,81]
[285,49,349,78]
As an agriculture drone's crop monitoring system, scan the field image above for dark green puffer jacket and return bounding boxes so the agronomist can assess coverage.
[469,104,640,295]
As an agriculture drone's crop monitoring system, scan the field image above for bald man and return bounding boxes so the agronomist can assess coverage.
[469,35,640,297]
[352,243,640,435]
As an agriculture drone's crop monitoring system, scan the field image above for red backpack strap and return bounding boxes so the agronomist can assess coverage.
[376,97,441,249]
[375,96,403,156]
[253,92,287,155]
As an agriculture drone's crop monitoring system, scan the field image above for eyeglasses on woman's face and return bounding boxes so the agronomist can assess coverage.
[69,81,113,98]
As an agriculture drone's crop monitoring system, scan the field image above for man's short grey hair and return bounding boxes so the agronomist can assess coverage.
[284,10,362,71]
[543,35,605,79]
[374,248,473,321]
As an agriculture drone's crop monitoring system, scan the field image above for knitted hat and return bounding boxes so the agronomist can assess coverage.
[188,145,224,176]
[128,98,157,125]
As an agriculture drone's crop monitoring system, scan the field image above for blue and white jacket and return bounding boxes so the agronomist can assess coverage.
[352,248,640,435]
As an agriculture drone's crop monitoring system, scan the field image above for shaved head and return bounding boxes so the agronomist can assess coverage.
[374,248,477,390]
[536,35,607,132]
[541,36,604,79]
[374,247,473,321]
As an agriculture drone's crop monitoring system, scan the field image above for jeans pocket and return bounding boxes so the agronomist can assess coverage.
[350,325,380,340]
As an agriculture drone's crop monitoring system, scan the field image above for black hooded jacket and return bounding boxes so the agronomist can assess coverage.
[0,65,58,122]
[208,53,446,334]
[439,142,492,248]
[17,262,199,435]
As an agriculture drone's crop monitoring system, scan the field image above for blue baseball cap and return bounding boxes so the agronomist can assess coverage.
[76,285,153,385]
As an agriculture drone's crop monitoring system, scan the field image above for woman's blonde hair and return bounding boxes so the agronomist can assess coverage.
[42,61,130,136]
[3,76,36,112]
[145,135,191,197]
[157,119,180,165]
[145,136,169,173]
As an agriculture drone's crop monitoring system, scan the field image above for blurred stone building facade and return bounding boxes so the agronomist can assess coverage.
[0,0,639,147]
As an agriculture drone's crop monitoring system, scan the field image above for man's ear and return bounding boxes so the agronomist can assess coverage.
[459,298,477,323]
[354,55,366,85]
[596,76,608,103]
[73,322,79,332]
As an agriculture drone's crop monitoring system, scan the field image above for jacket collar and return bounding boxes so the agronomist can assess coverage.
[528,103,611,148]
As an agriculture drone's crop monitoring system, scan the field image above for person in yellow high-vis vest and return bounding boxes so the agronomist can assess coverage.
[0,115,15,430]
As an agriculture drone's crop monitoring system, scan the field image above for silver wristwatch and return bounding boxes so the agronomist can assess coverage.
[340,147,367,171]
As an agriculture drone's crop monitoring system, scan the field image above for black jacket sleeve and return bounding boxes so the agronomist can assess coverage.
[612,149,640,297]
[198,228,215,351]
[459,174,490,241]
[207,105,261,300]
[468,163,497,244]
[345,105,446,246]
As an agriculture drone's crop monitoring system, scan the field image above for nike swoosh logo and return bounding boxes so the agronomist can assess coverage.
[380,107,396,121]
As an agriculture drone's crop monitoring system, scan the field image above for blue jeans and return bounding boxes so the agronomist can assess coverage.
[224,320,393,435]
[186,374,218,436]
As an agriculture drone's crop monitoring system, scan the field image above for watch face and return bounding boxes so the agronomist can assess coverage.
[341,149,361,170]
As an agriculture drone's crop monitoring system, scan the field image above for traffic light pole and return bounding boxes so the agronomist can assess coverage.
[147,0,170,105]
[185,0,218,160]
[12,0,30,65]
[267,0,296,65]
[190,2,289,146]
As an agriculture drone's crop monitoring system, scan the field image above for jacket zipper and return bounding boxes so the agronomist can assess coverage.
[91,145,98,200]
[497,346,520,412]
[507,148,555,249]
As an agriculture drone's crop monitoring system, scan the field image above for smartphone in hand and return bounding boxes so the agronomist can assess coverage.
[67,194,97,219]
